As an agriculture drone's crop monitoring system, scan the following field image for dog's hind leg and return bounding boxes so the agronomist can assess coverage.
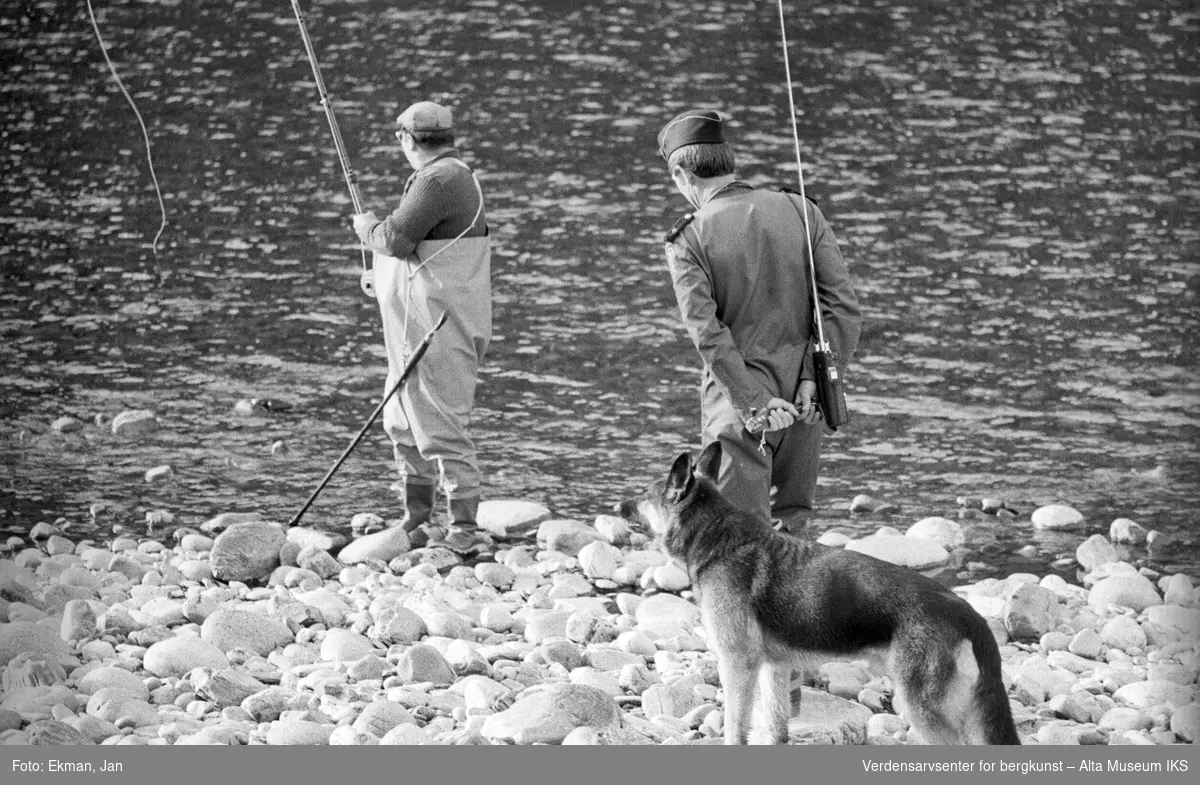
[757,661,792,745]
[895,680,963,744]
[894,639,972,744]
[963,654,1021,745]
[902,699,963,744]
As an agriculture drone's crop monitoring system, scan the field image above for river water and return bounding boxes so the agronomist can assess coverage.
[1,0,1196,580]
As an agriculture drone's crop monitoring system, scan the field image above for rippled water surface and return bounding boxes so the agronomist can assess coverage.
[2,0,1197,579]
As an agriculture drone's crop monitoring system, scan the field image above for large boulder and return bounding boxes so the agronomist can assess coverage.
[479,684,620,745]
[319,629,375,662]
[1004,584,1060,641]
[241,687,303,723]
[1088,574,1162,613]
[1075,534,1122,572]
[1109,518,1147,546]
[286,527,349,554]
[393,644,455,685]
[1031,504,1084,530]
[191,668,267,709]
[0,622,75,669]
[1145,605,1200,637]
[905,517,964,550]
[337,528,410,565]
[266,719,334,745]
[634,593,701,640]
[142,637,230,679]
[27,719,92,745]
[76,666,150,700]
[789,687,874,745]
[845,535,949,571]
[201,609,293,656]
[1113,680,1196,711]
[523,610,573,645]
[477,500,551,540]
[1,654,67,692]
[85,688,159,727]
[352,700,416,739]
[577,541,622,580]
[210,521,286,582]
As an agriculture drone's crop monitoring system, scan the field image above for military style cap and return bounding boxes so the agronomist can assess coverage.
[657,109,725,160]
[397,101,453,132]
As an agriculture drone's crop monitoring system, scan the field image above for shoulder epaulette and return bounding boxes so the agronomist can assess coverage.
[779,186,817,205]
[665,213,695,243]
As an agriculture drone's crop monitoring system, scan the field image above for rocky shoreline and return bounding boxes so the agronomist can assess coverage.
[0,494,1197,747]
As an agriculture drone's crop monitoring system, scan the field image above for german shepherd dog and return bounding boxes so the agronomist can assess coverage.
[624,442,1020,745]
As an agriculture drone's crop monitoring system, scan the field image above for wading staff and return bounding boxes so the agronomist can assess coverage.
[290,0,368,273]
[774,0,849,431]
[287,312,447,528]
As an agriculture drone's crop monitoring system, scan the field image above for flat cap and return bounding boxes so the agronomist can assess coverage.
[657,109,725,160]
[397,101,453,132]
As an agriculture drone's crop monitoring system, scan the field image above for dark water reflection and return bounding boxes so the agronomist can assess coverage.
[1,0,1196,580]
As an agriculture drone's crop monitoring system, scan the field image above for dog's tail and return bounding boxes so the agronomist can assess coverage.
[969,629,1022,745]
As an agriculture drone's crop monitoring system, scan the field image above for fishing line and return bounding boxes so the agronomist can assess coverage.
[775,0,825,346]
[85,0,168,279]
[775,0,851,431]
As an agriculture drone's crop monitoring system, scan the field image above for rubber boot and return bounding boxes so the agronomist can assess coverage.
[398,481,437,549]
[439,496,493,555]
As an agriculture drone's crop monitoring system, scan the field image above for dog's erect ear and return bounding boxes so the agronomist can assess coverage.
[695,441,722,482]
[665,451,695,502]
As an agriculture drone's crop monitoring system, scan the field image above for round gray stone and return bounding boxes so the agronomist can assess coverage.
[143,636,231,678]
[201,609,293,656]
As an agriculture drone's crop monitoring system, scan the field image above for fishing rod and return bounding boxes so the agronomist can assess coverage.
[290,0,368,272]
[288,311,447,528]
[775,0,849,431]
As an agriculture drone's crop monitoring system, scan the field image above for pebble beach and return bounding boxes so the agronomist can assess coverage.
[1,437,1197,748]
[1,0,1196,758]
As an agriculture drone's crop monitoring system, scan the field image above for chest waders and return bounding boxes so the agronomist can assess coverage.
[372,162,491,554]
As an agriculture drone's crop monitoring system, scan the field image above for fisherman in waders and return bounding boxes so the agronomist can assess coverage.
[353,101,492,554]
[658,109,862,535]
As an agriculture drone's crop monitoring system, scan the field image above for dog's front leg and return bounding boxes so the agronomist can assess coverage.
[719,654,759,745]
[758,662,792,745]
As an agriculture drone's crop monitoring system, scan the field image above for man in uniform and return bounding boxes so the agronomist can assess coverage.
[352,100,492,553]
[657,109,862,533]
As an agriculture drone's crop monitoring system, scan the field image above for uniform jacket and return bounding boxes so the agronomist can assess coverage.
[665,182,862,425]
